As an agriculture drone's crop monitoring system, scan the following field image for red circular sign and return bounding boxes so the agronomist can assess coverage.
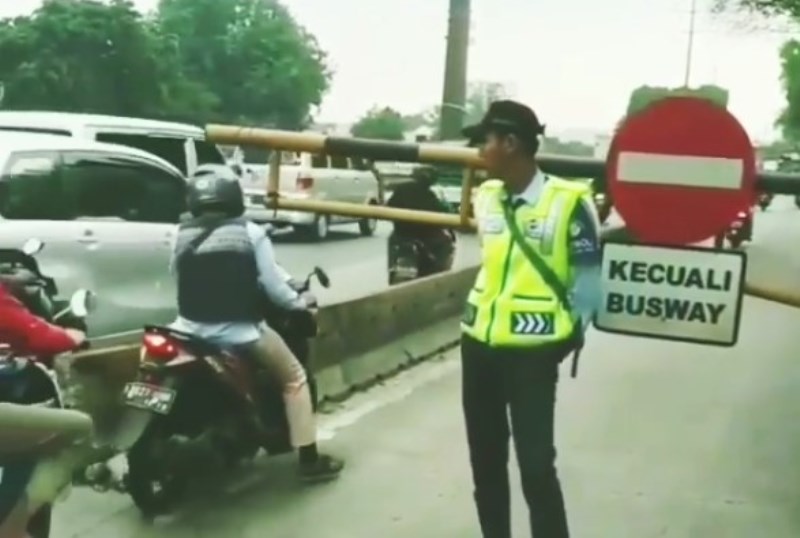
[606,96,757,245]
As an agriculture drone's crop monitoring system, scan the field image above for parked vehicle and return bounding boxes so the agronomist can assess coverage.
[239,152,380,241]
[0,237,95,538]
[113,266,330,518]
[0,132,187,346]
[0,111,226,176]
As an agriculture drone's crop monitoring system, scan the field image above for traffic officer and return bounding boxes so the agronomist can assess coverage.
[459,100,602,537]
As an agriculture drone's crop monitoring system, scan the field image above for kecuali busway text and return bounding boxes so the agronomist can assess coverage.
[604,260,735,324]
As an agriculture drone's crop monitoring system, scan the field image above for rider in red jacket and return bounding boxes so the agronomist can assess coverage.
[0,283,84,358]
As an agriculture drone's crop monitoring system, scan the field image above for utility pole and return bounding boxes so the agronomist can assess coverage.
[683,0,697,87]
[439,0,470,140]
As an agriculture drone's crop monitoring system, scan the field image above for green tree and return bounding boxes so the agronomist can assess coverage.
[712,0,800,18]
[351,106,406,140]
[0,0,173,116]
[541,137,594,157]
[155,0,331,128]
[625,84,729,117]
[776,40,800,141]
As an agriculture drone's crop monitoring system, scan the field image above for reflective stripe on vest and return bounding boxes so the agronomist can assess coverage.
[461,177,587,348]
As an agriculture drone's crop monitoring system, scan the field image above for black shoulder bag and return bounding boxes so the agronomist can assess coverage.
[501,200,583,377]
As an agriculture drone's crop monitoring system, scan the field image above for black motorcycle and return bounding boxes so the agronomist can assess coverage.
[114,266,330,518]
[0,238,94,538]
[388,232,455,285]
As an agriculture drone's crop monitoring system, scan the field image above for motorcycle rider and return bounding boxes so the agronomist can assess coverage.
[0,280,92,538]
[169,164,343,482]
[386,165,455,277]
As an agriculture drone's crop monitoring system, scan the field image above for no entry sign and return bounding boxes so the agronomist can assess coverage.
[607,97,757,245]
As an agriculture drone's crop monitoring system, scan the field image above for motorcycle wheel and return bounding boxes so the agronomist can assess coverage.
[26,505,52,538]
[125,425,187,519]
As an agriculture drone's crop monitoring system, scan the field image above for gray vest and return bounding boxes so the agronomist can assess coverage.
[174,216,261,323]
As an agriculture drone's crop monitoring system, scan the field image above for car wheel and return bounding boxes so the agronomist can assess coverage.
[302,215,329,242]
[358,203,378,236]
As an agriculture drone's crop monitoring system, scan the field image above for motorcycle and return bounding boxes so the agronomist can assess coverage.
[115,266,331,518]
[725,210,752,249]
[593,191,612,224]
[0,238,95,538]
[757,192,773,211]
[387,232,455,286]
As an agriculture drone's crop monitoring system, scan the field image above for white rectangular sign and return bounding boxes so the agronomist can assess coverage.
[593,242,746,346]
[617,151,744,190]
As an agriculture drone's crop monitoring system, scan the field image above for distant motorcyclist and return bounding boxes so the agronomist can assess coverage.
[168,164,343,482]
[386,165,455,277]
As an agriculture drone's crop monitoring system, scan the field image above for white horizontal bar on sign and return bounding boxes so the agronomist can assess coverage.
[617,152,744,190]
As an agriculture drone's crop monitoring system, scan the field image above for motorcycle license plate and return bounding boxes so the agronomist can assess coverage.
[122,382,176,415]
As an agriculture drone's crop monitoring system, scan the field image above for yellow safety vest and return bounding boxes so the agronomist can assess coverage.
[461,176,590,348]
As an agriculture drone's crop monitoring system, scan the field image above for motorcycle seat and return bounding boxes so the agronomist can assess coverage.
[143,325,232,357]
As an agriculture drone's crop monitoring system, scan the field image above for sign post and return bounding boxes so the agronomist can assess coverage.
[594,96,753,345]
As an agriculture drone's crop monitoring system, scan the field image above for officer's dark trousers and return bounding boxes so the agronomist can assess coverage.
[461,334,572,538]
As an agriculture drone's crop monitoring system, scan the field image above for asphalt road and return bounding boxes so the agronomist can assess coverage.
[52,197,800,537]
[270,221,479,305]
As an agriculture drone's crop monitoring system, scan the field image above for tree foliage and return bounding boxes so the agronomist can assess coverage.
[0,0,330,128]
[776,40,800,141]
[625,85,729,117]
[712,0,800,18]
[351,106,406,140]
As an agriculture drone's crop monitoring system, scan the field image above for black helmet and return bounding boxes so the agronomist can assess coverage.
[187,164,244,217]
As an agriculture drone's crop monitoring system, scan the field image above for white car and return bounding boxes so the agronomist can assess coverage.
[0,111,227,176]
[0,132,187,346]
[239,152,380,241]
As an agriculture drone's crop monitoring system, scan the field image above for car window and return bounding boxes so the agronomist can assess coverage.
[95,133,188,175]
[311,154,328,168]
[0,151,68,220]
[194,139,226,166]
[59,152,186,223]
[330,155,348,169]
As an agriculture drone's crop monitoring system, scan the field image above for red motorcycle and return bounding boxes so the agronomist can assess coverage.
[114,266,330,519]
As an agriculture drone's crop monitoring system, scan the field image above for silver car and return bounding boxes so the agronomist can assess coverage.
[0,133,184,347]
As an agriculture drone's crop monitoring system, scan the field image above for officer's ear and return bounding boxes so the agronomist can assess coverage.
[502,133,521,154]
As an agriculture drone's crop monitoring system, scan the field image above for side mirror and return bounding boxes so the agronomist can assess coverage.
[22,238,44,256]
[69,289,95,318]
[263,223,276,237]
[313,267,330,288]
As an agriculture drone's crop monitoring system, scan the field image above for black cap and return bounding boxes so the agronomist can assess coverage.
[461,100,545,145]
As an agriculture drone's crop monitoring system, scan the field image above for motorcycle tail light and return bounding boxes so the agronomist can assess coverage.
[142,333,179,361]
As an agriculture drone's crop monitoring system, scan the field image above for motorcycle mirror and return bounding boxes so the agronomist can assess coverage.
[313,267,330,288]
[21,238,44,256]
[69,289,95,317]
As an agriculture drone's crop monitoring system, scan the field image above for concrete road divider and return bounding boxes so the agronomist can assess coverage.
[66,223,800,413]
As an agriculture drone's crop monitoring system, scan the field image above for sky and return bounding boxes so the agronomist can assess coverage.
[1,0,795,142]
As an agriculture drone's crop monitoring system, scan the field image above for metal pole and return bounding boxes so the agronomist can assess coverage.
[683,0,697,87]
[439,0,471,140]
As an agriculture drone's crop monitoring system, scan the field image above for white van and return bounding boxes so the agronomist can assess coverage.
[0,111,227,176]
